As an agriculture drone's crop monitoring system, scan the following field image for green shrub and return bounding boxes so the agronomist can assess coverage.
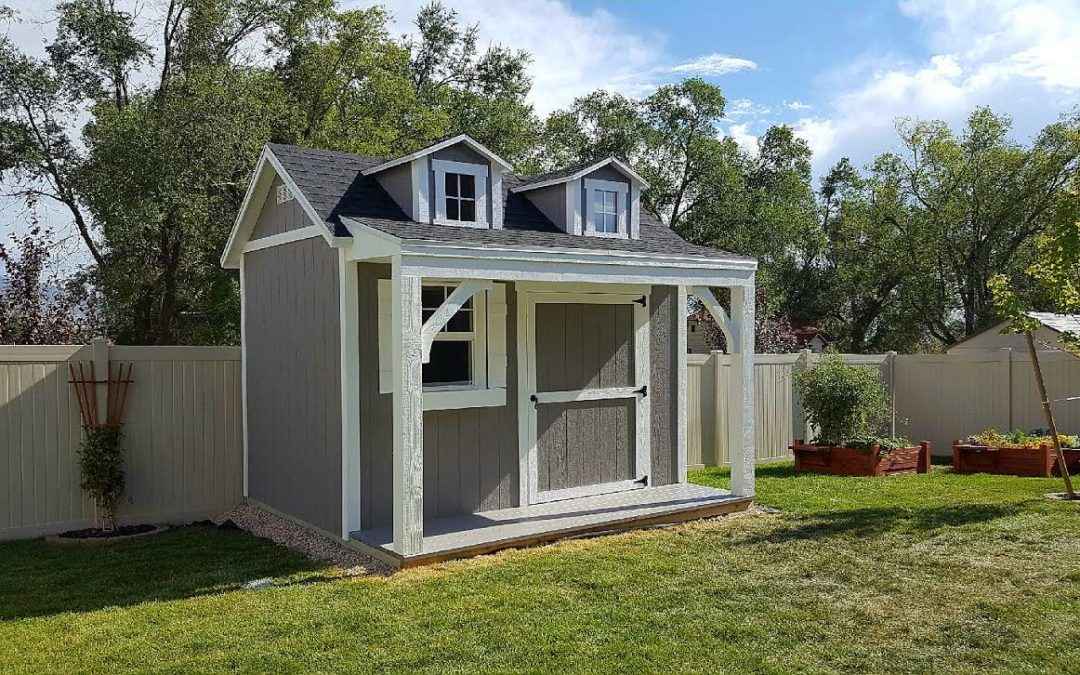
[77,426,125,528]
[795,354,890,447]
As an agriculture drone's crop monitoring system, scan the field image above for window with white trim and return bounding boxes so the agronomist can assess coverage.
[432,159,488,227]
[583,178,628,238]
[421,284,479,386]
[443,173,477,224]
[593,189,618,233]
[377,279,508,410]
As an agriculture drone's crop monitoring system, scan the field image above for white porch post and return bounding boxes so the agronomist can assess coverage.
[392,260,424,555]
[728,283,756,497]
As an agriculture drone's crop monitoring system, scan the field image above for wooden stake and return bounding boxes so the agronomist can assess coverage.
[1026,331,1076,498]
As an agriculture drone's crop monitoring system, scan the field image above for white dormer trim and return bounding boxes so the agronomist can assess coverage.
[584,178,630,239]
[361,134,514,176]
[432,159,489,228]
[511,156,650,193]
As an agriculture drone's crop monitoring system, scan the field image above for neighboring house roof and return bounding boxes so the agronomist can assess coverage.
[511,156,649,192]
[359,133,514,175]
[266,143,746,261]
[1026,312,1080,335]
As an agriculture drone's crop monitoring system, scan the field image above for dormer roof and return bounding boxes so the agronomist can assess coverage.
[360,133,514,176]
[511,156,649,193]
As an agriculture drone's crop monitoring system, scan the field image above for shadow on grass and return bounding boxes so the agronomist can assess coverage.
[0,524,327,621]
[739,501,1028,545]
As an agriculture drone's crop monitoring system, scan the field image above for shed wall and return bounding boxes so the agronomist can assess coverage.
[244,238,342,535]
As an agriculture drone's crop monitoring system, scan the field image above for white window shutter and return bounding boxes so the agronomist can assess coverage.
[487,283,508,389]
[377,279,393,393]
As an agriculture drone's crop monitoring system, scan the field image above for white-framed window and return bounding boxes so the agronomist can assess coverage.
[583,178,628,238]
[420,283,484,388]
[377,279,508,410]
[433,159,488,227]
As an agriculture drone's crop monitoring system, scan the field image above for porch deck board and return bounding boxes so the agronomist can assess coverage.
[351,483,751,567]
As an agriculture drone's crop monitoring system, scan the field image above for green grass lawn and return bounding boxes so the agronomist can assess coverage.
[3,464,1080,673]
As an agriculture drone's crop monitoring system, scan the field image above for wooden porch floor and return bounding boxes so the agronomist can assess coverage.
[350,483,752,568]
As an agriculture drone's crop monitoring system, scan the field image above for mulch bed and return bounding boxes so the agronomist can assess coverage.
[48,524,165,544]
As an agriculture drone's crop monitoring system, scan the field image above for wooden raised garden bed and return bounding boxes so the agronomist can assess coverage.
[951,442,1080,478]
[791,440,931,477]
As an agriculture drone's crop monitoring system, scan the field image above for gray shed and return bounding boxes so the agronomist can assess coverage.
[221,134,757,567]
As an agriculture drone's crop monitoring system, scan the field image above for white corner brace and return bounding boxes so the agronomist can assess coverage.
[690,286,734,346]
[421,280,494,363]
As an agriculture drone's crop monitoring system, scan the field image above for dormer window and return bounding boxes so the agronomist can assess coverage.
[433,159,488,227]
[584,178,629,238]
[593,189,619,233]
[444,172,476,223]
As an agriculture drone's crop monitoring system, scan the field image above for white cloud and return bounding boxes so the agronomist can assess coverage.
[668,53,758,76]
[727,98,771,117]
[784,100,813,111]
[725,123,760,155]
[806,0,1080,176]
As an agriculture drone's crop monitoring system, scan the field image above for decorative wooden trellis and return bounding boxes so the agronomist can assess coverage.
[68,361,134,428]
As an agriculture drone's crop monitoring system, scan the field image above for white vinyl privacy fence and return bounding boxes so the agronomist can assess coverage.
[687,348,1080,467]
[1,343,243,541]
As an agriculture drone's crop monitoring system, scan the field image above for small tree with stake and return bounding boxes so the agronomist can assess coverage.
[990,184,1079,500]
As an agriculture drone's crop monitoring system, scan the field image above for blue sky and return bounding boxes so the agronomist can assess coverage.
[372,0,1080,177]
[3,0,1079,263]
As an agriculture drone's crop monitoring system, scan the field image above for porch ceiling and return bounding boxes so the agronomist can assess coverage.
[351,483,751,567]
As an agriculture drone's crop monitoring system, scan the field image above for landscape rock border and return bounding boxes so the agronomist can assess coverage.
[45,524,166,545]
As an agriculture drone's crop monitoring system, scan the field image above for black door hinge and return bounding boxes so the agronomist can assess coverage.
[634,475,649,486]
[635,385,648,397]
[634,295,647,307]
[529,393,538,406]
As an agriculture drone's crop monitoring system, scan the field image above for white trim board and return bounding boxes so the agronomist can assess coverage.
[512,156,650,193]
[361,133,514,176]
[242,225,325,253]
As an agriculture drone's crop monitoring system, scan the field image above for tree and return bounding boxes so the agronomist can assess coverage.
[890,108,1080,343]
[0,225,99,344]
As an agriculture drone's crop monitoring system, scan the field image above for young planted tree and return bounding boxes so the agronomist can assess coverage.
[990,184,1080,498]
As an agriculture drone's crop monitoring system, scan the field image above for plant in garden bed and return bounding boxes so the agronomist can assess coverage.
[791,354,929,476]
[77,426,126,530]
[954,428,1080,478]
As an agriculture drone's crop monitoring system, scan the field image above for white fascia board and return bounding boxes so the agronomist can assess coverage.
[511,157,651,193]
[361,134,514,176]
[220,145,338,269]
[398,244,757,287]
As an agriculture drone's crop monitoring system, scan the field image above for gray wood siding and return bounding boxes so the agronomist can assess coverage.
[373,163,413,220]
[537,399,634,492]
[534,303,634,391]
[244,238,342,535]
[533,303,635,492]
[250,177,312,239]
[524,183,567,228]
[649,286,677,485]
[358,264,519,530]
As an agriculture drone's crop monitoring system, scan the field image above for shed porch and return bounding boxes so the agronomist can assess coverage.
[351,482,751,568]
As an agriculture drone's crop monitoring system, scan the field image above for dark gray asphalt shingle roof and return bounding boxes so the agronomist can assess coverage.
[267,143,748,261]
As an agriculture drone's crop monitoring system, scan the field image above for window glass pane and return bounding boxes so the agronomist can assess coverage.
[447,309,472,332]
[422,309,435,323]
[445,172,458,197]
[460,174,475,199]
[423,340,471,385]
[604,190,616,212]
[460,198,475,222]
[446,197,459,220]
[605,213,618,232]
[421,286,444,309]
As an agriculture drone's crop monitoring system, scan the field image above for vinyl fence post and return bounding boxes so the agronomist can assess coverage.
[711,349,723,466]
[92,337,109,427]
[1004,347,1014,431]
[887,351,897,438]
[791,348,812,444]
